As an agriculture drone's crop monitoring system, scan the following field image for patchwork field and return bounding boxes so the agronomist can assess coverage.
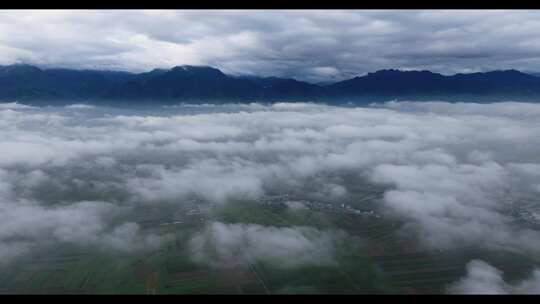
[1,196,537,294]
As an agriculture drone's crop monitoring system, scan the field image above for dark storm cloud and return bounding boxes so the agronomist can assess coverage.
[1,10,540,81]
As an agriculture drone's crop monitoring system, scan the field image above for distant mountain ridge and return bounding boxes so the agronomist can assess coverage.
[2,64,540,104]
[328,69,540,98]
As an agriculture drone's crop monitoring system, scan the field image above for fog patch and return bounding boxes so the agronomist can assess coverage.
[189,222,346,268]
[0,199,170,262]
[285,201,309,211]
[65,104,96,109]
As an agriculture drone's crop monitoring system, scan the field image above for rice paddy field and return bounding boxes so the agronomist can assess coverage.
[1,196,537,294]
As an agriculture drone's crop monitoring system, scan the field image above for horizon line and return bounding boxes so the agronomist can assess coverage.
[1,62,537,84]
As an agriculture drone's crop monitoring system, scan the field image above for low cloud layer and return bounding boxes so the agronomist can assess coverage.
[2,10,540,82]
[448,260,540,294]
[189,222,345,268]
[0,199,167,262]
[0,101,539,268]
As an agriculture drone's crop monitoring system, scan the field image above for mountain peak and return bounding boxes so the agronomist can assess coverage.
[0,64,43,75]
[0,64,539,102]
[486,69,527,76]
[368,69,440,76]
[171,65,224,73]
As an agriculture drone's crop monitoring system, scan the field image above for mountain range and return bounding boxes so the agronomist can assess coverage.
[2,64,540,105]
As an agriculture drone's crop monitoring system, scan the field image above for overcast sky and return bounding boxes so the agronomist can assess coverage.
[1,10,540,82]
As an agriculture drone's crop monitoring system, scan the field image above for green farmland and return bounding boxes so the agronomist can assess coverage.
[0,198,538,294]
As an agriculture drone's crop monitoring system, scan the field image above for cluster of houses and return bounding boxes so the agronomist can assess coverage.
[259,194,380,218]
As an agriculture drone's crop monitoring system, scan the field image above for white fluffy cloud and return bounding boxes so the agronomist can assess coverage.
[0,100,540,264]
[448,260,540,294]
[0,199,168,263]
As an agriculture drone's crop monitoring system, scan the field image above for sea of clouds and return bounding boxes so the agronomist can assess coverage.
[0,100,539,293]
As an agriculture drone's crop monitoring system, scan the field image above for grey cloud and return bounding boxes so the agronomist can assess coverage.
[2,10,540,81]
[188,222,346,268]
